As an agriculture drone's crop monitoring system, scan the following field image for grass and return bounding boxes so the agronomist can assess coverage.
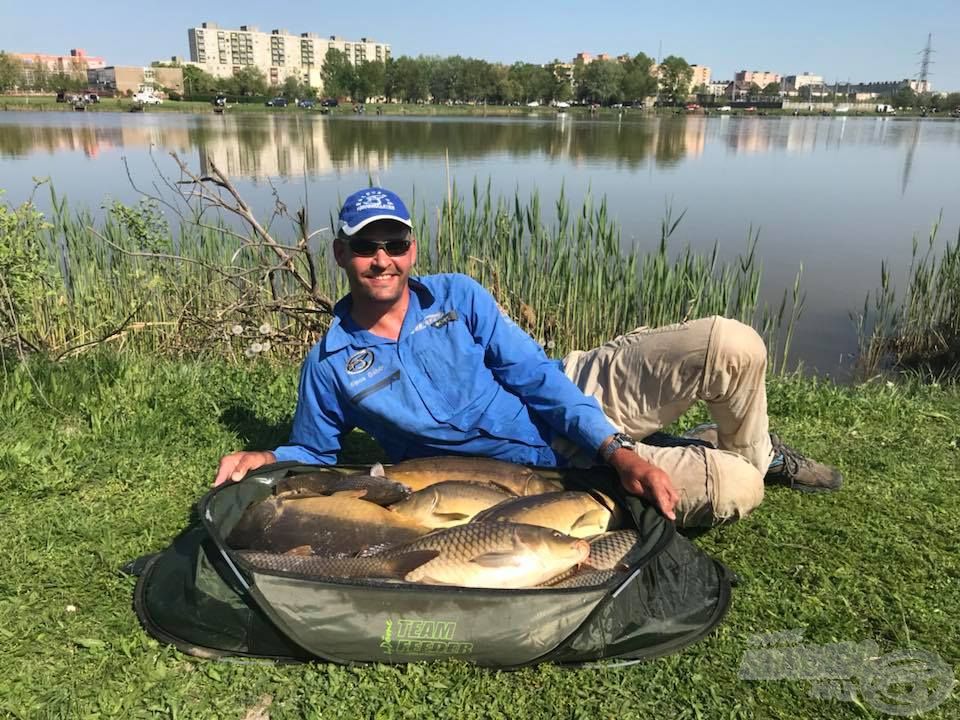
[1,351,958,718]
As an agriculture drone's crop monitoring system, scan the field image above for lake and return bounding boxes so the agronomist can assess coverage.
[2,110,959,377]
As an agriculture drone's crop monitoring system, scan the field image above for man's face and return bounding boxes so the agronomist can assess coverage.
[333,220,417,305]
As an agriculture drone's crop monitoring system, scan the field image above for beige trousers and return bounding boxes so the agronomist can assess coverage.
[561,316,773,528]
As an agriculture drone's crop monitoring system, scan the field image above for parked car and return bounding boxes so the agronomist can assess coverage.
[298,99,315,109]
[55,90,67,103]
[132,91,163,105]
[265,97,288,107]
[717,105,732,112]
[320,98,339,107]
[85,93,99,104]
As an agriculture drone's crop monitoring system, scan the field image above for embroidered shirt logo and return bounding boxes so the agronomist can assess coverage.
[355,190,395,212]
[346,349,375,374]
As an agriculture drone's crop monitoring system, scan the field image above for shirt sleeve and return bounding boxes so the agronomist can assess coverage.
[273,346,350,465]
[459,275,617,455]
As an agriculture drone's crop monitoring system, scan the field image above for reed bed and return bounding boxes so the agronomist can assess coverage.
[856,215,960,378]
[3,182,802,368]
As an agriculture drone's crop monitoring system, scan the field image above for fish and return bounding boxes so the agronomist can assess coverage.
[274,468,411,505]
[543,569,624,589]
[388,481,513,528]
[470,491,621,538]
[237,522,590,589]
[381,456,563,496]
[581,529,643,571]
[226,495,430,556]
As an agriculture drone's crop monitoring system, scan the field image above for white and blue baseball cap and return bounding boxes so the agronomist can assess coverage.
[337,187,412,237]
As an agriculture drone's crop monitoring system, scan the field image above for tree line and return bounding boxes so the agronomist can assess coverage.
[176,50,695,106]
[3,49,960,111]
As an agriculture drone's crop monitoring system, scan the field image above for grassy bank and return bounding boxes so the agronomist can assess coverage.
[0,352,957,718]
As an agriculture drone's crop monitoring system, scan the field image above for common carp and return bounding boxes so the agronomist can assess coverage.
[382,456,563,496]
[226,495,430,556]
[389,481,513,528]
[471,491,621,538]
[275,469,411,505]
[237,522,590,589]
[544,569,622,589]
[582,529,643,570]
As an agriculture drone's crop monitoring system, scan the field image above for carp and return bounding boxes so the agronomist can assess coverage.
[471,491,620,538]
[389,481,513,528]
[237,522,590,589]
[226,495,430,556]
[381,456,563,496]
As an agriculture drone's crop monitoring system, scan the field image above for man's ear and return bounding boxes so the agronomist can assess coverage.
[409,234,418,266]
[332,238,347,268]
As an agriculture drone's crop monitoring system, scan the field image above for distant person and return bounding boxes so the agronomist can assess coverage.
[215,188,843,527]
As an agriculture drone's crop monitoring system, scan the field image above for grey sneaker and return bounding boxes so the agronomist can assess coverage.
[765,433,843,493]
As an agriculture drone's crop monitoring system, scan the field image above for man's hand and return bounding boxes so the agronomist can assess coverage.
[608,448,679,521]
[214,450,277,486]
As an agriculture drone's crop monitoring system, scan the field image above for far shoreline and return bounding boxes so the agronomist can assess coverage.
[1,95,955,122]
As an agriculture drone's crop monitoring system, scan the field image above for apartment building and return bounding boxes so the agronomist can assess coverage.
[734,70,782,88]
[187,23,390,88]
[689,64,711,89]
[782,73,823,94]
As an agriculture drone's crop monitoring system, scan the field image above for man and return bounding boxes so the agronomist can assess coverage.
[215,187,842,527]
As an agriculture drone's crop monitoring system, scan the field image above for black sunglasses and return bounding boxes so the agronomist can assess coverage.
[347,235,412,257]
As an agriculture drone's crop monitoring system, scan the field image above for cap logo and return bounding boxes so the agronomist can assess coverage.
[355,190,395,212]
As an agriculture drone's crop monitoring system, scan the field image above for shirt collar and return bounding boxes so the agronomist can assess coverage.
[323,277,436,353]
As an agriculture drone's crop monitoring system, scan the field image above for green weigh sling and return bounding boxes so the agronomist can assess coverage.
[132,463,734,666]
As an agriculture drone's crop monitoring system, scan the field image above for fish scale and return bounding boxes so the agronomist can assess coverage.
[238,522,589,589]
[583,529,643,570]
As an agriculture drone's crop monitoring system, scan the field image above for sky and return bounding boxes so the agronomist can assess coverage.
[2,0,959,90]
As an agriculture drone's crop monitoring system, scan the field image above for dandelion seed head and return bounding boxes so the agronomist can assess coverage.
[232,324,244,336]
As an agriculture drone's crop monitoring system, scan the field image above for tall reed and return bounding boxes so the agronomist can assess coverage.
[4,183,803,368]
[856,216,960,378]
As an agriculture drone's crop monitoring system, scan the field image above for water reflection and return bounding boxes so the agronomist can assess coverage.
[1,114,955,182]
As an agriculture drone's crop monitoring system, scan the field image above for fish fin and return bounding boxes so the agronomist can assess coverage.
[331,489,367,499]
[285,545,314,556]
[380,550,439,578]
[369,462,385,477]
[470,552,525,568]
[434,513,472,522]
[572,510,609,533]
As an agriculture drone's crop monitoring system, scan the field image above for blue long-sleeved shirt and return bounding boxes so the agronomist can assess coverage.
[273,273,617,466]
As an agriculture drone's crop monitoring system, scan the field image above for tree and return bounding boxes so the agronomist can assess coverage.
[388,56,429,102]
[580,59,625,105]
[229,66,268,96]
[621,53,657,104]
[544,60,573,103]
[890,86,917,108]
[748,82,762,96]
[762,82,781,96]
[181,64,218,97]
[0,52,22,92]
[353,60,385,102]
[320,48,355,99]
[658,55,693,103]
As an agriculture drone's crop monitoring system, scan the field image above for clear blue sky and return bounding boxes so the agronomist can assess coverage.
[3,0,958,90]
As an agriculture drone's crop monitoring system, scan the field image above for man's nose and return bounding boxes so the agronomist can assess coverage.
[370,247,392,265]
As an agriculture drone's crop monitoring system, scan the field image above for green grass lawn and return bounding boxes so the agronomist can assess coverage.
[1,352,958,719]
